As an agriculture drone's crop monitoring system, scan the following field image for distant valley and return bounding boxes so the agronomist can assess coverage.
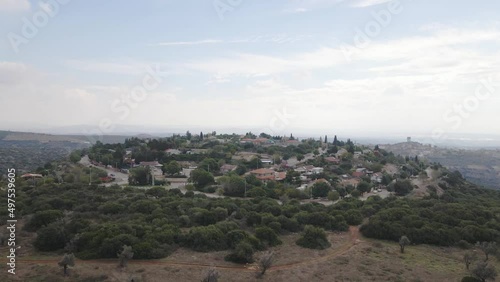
[380,142,500,189]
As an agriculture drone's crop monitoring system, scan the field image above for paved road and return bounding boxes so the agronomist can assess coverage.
[79,155,129,186]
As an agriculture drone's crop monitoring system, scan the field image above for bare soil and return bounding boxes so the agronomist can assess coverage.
[1,226,499,282]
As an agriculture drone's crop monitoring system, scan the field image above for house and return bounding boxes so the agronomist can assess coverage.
[139,161,163,177]
[249,168,285,181]
[275,171,287,181]
[284,140,301,146]
[335,148,348,158]
[139,161,162,168]
[296,165,323,175]
[191,149,209,154]
[249,168,276,181]
[356,168,367,173]
[352,171,365,178]
[311,167,324,174]
[20,173,43,179]
[371,172,383,183]
[220,164,237,174]
[309,178,331,187]
[261,159,273,165]
[240,138,273,146]
[165,149,181,155]
[325,157,340,164]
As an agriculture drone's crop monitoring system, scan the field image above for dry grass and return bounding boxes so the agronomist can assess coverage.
[1,231,499,282]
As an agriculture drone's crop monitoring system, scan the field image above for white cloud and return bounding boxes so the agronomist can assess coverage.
[65,60,152,75]
[152,39,223,46]
[351,0,393,8]
[283,0,344,13]
[0,0,30,11]
[151,34,310,47]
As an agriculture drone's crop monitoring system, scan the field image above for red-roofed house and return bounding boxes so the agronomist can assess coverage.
[325,157,340,164]
[249,168,275,181]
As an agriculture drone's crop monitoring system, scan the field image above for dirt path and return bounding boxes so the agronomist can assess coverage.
[4,227,360,273]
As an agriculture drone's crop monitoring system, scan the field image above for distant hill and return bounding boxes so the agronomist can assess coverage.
[0,130,136,144]
[0,131,144,175]
[380,141,500,189]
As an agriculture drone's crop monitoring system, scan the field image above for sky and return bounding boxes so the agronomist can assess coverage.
[1,0,500,140]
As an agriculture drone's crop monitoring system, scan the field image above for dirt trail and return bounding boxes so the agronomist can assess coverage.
[5,227,360,273]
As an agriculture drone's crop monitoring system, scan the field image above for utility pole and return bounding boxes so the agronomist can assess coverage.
[89,165,92,186]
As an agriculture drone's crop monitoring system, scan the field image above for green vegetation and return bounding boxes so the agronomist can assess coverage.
[296,225,331,249]
[1,131,499,273]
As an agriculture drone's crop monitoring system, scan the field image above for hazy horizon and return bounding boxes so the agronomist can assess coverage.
[1,0,500,140]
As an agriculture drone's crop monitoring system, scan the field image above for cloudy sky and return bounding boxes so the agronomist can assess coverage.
[1,0,499,138]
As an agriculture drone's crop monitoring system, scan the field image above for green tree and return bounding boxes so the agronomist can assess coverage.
[471,262,497,282]
[25,210,64,231]
[327,191,340,201]
[225,241,254,264]
[34,224,66,251]
[185,225,227,252]
[128,166,151,186]
[464,252,478,270]
[69,151,81,163]
[296,225,331,250]
[476,242,497,261]
[190,169,215,189]
[258,251,274,278]
[312,182,331,198]
[199,158,219,173]
[394,180,414,196]
[164,160,182,175]
[202,267,219,282]
[218,175,246,197]
[255,227,282,247]
[117,245,134,267]
[356,181,372,194]
[399,235,411,253]
[58,253,75,276]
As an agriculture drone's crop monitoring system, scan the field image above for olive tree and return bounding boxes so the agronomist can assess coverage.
[476,242,497,261]
[471,262,497,282]
[202,267,219,282]
[464,252,478,270]
[399,235,410,253]
[257,251,274,278]
[58,253,75,276]
[118,245,134,267]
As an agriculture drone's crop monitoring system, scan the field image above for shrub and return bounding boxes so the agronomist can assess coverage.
[34,224,67,251]
[296,225,331,250]
[255,227,282,247]
[184,225,227,252]
[225,241,254,264]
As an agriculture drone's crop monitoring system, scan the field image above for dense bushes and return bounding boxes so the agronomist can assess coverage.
[184,225,227,252]
[10,168,500,262]
[296,225,331,249]
[360,190,500,246]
